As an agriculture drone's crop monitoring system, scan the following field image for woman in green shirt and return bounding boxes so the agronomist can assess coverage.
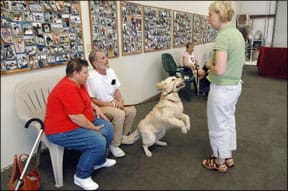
[202,1,245,173]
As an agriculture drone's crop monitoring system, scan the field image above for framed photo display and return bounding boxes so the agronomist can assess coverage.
[120,1,143,56]
[1,0,84,75]
[173,10,193,48]
[89,0,119,58]
[143,5,172,52]
[192,14,202,45]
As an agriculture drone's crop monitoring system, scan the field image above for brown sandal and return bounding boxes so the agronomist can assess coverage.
[209,155,235,168]
[202,157,228,173]
[225,158,234,168]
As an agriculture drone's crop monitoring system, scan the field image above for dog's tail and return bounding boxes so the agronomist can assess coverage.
[128,129,140,143]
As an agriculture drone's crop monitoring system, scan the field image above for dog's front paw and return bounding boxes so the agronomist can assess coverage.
[145,151,152,157]
[181,127,188,134]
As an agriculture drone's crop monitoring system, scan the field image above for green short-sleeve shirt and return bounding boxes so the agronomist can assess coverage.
[207,24,245,85]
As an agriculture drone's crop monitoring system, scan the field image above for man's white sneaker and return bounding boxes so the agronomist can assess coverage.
[109,145,125,157]
[121,135,135,145]
[74,175,99,190]
[93,158,116,170]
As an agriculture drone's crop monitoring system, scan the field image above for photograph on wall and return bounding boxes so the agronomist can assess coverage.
[16,53,29,69]
[23,35,36,47]
[1,27,13,44]
[89,0,119,58]
[32,22,43,35]
[1,0,84,75]
[120,1,143,56]
[173,10,193,48]
[37,54,48,67]
[52,13,62,24]
[192,14,202,45]
[44,10,53,22]
[32,12,44,22]
[144,5,172,52]
[1,60,18,71]
[28,3,42,12]
[29,54,39,69]
[22,21,34,36]
[0,1,12,10]
[0,9,10,26]
[11,1,24,11]
[11,22,24,37]
[3,44,16,60]
[24,10,33,22]
[10,11,24,22]
[1,44,20,72]
[13,38,25,53]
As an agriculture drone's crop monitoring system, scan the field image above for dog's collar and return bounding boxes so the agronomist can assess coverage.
[161,91,178,103]
[162,90,175,97]
[167,98,177,103]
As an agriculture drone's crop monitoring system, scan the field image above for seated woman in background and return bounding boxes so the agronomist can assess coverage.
[183,42,210,96]
[182,42,199,76]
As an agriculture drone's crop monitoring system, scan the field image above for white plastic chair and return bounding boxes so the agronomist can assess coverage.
[15,75,64,188]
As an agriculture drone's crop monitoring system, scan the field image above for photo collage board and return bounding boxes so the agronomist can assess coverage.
[1,1,84,75]
[120,1,143,56]
[173,10,193,48]
[89,1,119,58]
[143,6,172,52]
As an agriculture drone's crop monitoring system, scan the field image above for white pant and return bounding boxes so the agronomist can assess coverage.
[207,81,242,159]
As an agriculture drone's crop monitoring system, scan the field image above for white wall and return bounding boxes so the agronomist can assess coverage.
[273,1,287,47]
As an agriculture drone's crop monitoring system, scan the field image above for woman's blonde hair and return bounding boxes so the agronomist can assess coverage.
[209,1,235,22]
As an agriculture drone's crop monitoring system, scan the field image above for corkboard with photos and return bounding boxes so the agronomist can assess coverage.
[89,1,119,58]
[1,1,84,75]
[143,5,172,52]
[120,1,143,56]
[173,10,193,48]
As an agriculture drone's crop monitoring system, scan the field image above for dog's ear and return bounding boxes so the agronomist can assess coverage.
[156,81,165,91]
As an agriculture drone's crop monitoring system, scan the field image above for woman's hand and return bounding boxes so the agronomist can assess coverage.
[94,124,104,132]
[198,69,206,79]
[93,104,110,121]
[205,60,212,68]
[114,99,124,110]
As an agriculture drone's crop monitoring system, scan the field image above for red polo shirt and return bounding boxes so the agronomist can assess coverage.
[44,77,94,135]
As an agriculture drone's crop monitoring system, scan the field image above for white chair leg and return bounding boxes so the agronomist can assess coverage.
[47,143,64,188]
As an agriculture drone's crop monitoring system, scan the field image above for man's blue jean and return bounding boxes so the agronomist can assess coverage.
[47,118,113,178]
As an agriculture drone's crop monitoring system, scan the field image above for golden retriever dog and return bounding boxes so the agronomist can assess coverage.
[130,76,191,157]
